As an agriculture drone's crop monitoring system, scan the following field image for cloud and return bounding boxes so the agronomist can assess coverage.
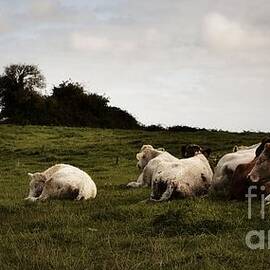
[1,0,270,131]
[0,17,11,33]
[203,13,270,51]
[29,0,59,16]
[70,27,164,53]
[71,33,112,51]
[0,7,13,33]
[70,32,137,52]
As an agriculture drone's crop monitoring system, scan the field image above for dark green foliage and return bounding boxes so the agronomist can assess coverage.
[143,124,166,131]
[0,64,46,124]
[168,125,207,132]
[47,81,140,129]
[47,80,109,127]
[105,106,139,129]
[0,65,140,129]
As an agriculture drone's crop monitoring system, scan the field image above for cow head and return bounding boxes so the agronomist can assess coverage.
[248,143,270,183]
[255,137,270,157]
[181,144,211,159]
[26,172,46,198]
[136,145,163,170]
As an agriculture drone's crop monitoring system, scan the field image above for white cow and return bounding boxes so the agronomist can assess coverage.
[127,145,179,188]
[25,164,97,202]
[150,153,213,202]
[210,143,260,197]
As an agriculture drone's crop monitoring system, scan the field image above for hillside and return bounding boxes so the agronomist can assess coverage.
[0,125,269,269]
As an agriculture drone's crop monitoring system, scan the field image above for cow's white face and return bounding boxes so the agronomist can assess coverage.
[136,149,155,170]
[249,143,270,183]
[27,172,46,198]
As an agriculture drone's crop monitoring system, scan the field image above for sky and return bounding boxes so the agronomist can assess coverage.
[0,0,270,132]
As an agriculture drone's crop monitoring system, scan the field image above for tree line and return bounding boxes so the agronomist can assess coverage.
[0,63,210,131]
[0,64,139,129]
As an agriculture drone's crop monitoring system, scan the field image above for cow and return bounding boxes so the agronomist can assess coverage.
[229,159,257,200]
[25,164,97,202]
[149,151,213,202]
[126,145,179,188]
[211,138,270,199]
[210,142,260,197]
[247,142,270,201]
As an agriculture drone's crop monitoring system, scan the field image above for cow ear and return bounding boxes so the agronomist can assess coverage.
[141,145,153,151]
[141,145,147,151]
[141,145,148,151]
[28,173,34,177]
[136,153,140,160]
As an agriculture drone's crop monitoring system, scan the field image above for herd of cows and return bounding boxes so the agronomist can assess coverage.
[25,138,270,204]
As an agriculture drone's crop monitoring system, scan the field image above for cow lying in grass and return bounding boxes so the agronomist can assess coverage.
[25,164,97,202]
[246,142,270,203]
[127,144,212,188]
[210,142,260,197]
[230,138,270,200]
[149,151,213,202]
[127,145,179,188]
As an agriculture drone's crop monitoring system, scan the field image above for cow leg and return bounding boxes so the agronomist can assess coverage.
[25,190,49,202]
[24,196,38,202]
[74,190,84,201]
[150,182,174,202]
[126,181,144,188]
[159,183,174,201]
[37,193,50,202]
[25,193,49,202]
[127,173,145,188]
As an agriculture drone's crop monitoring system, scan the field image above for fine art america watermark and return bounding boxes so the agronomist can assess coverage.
[245,185,269,250]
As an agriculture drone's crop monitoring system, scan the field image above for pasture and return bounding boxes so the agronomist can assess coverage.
[0,125,270,270]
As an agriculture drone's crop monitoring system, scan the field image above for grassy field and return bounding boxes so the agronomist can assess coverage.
[0,125,270,270]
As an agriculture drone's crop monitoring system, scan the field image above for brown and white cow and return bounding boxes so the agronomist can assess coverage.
[210,142,261,197]
[230,138,270,200]
[247,142,270,203]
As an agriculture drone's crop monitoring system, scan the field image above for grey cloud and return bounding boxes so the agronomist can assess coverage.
[0,0,270,131]
[202,12,270,53]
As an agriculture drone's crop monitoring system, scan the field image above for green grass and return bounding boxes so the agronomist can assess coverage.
[0,125,270,270]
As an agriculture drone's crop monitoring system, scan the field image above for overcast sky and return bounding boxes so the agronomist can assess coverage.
[0,0,270,131]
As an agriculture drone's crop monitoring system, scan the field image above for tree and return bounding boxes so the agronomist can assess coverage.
[105,106,140,129]
[48,80,110,126]
[48,80,140,129]
[0,64,141,129]
[0,64,46,122]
